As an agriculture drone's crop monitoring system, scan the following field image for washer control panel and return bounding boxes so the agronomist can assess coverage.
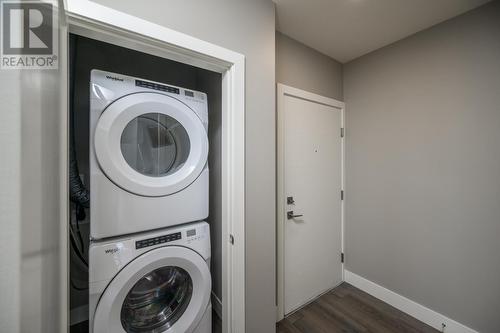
[135,232,181,249]
[186,225,208,244]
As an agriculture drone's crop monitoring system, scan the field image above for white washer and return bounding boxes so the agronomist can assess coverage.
[89,221,212,333]
[90,70,209,239]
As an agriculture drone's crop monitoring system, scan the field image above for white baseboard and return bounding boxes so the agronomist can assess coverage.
[212,292,223,320]
[344,270,478,333]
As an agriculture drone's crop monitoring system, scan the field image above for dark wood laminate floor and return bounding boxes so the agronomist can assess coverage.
[277,283,439,333]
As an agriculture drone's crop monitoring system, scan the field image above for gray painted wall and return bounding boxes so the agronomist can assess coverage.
[276,32,343,100]
[0,50,67,332]
[0,68,21,333]
[91,1,277,332]
[344,3,500,332]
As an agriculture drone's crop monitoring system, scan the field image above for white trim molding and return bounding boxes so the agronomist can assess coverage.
[276,83,345,321]
[64,1,246,332]
[344,271,479,333]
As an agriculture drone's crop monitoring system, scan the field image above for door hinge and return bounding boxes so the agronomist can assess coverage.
[341,128,344,138]
[341,190,344,200]
[229,234,235,245]
[341,253,345,263]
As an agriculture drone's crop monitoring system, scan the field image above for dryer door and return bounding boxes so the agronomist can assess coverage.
[94,92,208,197]
[93,246,211,333]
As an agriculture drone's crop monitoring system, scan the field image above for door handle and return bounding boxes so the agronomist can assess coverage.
[287,211,303,220]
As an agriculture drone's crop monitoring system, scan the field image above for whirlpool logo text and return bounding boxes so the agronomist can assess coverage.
[104,248,119,254]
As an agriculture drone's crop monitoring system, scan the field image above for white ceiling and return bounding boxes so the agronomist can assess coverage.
[274,0,490,63]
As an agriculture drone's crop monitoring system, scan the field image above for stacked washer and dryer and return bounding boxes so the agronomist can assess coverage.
[88,70,212,333]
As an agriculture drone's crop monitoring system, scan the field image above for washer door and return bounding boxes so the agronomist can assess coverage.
[93,246,211,333]
[95,92,208,197]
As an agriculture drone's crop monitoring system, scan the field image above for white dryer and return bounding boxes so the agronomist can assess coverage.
[89,222,212,333]
[90,70,209,239]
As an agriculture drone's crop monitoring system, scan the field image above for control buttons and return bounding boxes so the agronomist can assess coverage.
[135,79,180,94]
[135,232,182,249]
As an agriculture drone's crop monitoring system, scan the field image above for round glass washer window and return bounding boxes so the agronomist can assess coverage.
[121,113,191,177]
[121,266,193,333]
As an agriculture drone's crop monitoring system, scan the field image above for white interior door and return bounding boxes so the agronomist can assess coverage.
[279,85,343,316]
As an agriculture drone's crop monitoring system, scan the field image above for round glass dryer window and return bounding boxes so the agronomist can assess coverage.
[121,266,193,332]
[121,113,190,177]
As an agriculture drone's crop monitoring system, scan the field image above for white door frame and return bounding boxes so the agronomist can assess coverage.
[63,1,246,332]
[276,83,345,321]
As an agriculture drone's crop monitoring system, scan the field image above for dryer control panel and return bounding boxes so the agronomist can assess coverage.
[135,79,180,94]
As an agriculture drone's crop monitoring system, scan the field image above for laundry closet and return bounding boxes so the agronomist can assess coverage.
[68,34,223,333]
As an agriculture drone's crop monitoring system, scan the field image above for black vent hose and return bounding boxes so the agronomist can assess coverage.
[69,36,90,208]
[69,139,89,208]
